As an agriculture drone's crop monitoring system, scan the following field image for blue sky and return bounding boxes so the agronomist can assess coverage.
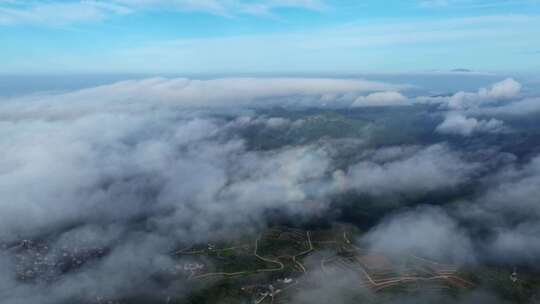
[1,0,540,74]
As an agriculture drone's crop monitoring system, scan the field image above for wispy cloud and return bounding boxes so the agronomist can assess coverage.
[113,0,327,15]
[418,0,539,9]
[98,15,538,73]
[0,1,131,26]
[0,0,326,26]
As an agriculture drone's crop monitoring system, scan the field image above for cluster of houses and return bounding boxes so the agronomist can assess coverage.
[174,261,206,277]
[241,277,296,304]
[5,239,107,282]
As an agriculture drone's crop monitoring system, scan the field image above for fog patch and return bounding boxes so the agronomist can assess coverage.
[436,113,505,136]
[361,206,476,265]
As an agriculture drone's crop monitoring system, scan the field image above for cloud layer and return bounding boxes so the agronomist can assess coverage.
[1,76,540,303]
[423,78,522,110]
[0,77,403,119]
[351,91,409,107]
[436,113,505,136]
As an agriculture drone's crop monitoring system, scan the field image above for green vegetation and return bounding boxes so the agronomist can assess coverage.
[148,225,539,304]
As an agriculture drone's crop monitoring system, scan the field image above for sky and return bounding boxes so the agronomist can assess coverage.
[0,0,540,74]
[3,4,540,304]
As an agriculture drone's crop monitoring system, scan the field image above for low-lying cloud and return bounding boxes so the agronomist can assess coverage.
[1,76,540,303]
[362,206,475,265]
[418,78,522,110]
[0,77,406,120]
[341,144,477,197]
[436,113,505,136]
[351,91,408,107]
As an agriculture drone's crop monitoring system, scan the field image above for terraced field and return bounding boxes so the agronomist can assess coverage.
[6,225,536,304]
[174,225,478,304]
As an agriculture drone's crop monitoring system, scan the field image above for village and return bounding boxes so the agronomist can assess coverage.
[3,225,528,304]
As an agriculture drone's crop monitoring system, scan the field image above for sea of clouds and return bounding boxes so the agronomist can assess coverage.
[1,76,540,303]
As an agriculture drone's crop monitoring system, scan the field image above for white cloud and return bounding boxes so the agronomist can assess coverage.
[485,78,522,99]
[436,113,505,136]
[0,1,131,26]
[113,0,326,15]
[420,78,522,110]
[457,155,540,264]
[3,11,538,73]
[351,91,408,107]
[0,0,325,26]
[418,0,536,9]
[0,77,404,119]
[447,78,521,109]
[4,75,538,302]
[341,144,477,197]
[417,78,540,118]
[474,97,540,116]
[265,117,291,128]
[0,110,335,242]
[109,15,537,73]
[490,223,540,264]
[0,76,408,242]
[362,206,475,264]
